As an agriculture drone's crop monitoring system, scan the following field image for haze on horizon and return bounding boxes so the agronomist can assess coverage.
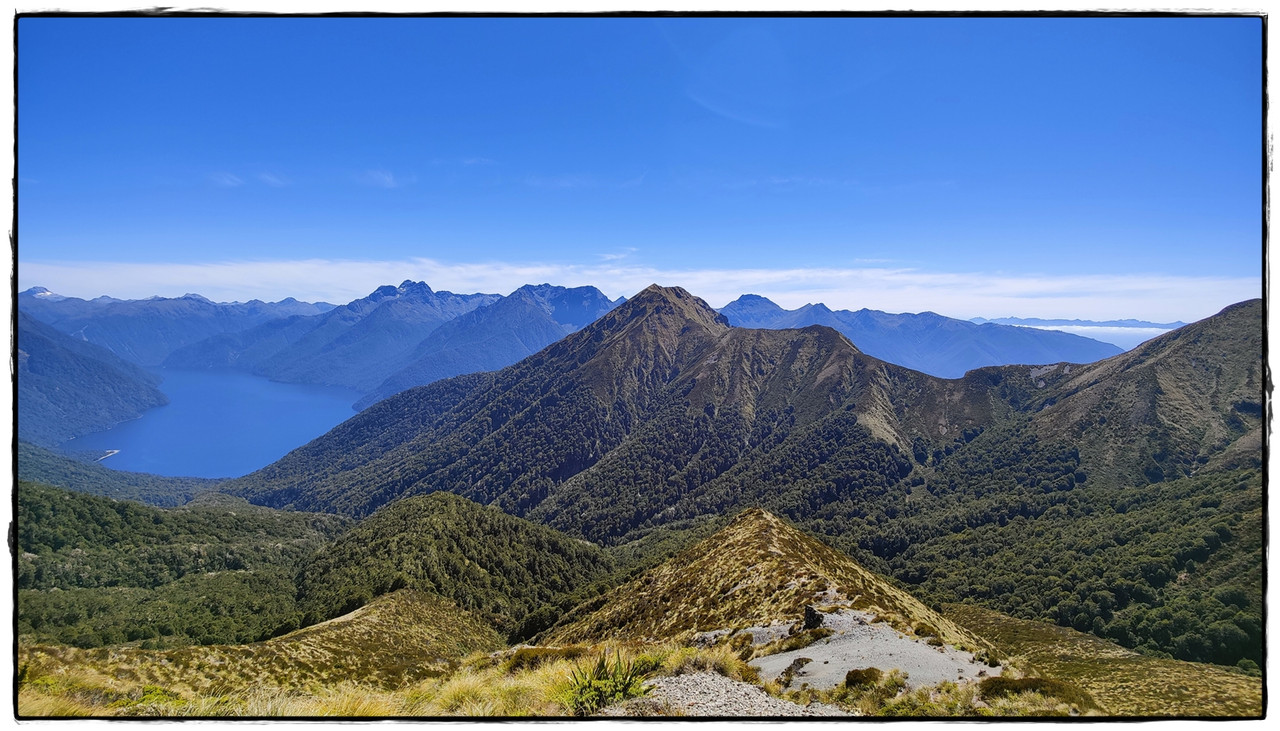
[16,15,1263,323]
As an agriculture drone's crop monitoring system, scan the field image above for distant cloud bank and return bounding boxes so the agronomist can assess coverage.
[17,257,1259,323]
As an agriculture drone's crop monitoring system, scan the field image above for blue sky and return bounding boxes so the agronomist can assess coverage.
[16,15,1263,321]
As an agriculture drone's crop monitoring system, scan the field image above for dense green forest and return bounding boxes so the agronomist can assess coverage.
[17,482,350,648]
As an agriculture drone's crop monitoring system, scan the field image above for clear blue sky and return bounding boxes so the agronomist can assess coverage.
[16,15,1264,321]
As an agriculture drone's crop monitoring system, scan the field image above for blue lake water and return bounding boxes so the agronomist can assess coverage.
[67,369,362,478]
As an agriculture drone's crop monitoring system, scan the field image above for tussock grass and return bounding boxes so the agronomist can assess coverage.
[17,689,96,718]
[948,603,1262,717]
[305,683,402,717]
[17,639,774,718]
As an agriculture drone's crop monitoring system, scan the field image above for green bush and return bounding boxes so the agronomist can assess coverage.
[978,676,1099,712]
[844,667,883,688]
[560,651,650,716]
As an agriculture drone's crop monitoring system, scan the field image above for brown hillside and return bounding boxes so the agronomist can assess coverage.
[545,508,985,650]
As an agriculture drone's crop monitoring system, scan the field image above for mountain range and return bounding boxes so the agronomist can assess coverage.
[22,283,1133,418]
[17,287,333,366]
[971,315,1187,328]
[23,282,623,402]
[720,294,1123,378]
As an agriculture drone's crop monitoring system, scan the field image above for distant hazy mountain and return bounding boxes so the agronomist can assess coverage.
[16,311,169,446]
[18,287,333,366]
[969,316,1188,351]
[720,294,1122,378]
[972,315,1187,329]
[164,281,500,392]
[250,281,505,392]
[165,281,619,402]
[355,284,622,409]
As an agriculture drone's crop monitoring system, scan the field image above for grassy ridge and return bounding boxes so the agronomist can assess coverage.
[547,508,984,652]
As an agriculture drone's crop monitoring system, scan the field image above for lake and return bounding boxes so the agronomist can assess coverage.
[67,369,363,478]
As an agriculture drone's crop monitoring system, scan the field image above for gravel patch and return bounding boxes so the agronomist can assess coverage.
[600,672,850,717]
[751,609,1001,691]
[693,620,792,648]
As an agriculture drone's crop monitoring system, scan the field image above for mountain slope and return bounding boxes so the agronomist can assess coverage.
[355,284,620,408]
[19,288,330,366]
[720,294,1122,378]
[1023,298,1264,485]
[545,508,982,649]
[17,312,169,446]
[949,603,1261,717]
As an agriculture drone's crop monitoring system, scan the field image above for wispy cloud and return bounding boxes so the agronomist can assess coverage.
[210,172,244,188]
[359,169,415,189]
[599,247,638,262]
[462,157,497,166]
[17,258,1260,323]
[257,172,289,187]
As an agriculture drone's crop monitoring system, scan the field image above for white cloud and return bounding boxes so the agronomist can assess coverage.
[16,258,1260,323]
[210,172,244,187]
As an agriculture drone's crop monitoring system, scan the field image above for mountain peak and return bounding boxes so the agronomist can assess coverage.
[398,280,434,295]
[21,286,67,301]
[623,284,731,329]
[361,280,435,305]
[719,294,787,328]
